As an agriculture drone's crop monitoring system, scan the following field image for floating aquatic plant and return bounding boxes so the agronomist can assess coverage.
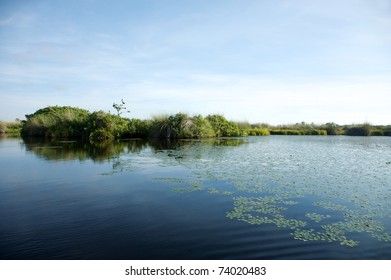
[305,213,331,223]
[154,177,186,183]
[102,137,391,249]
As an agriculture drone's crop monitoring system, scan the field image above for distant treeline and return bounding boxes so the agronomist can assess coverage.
[1,106,390,141]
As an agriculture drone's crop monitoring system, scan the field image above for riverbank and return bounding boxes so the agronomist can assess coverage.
[2,106,391,141]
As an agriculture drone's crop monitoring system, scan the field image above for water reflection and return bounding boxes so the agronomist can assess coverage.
[22,138,149,162]
[19,136,391,249]
[22,137,247,162]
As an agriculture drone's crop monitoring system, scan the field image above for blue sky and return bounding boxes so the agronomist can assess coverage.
[1,0,390,124]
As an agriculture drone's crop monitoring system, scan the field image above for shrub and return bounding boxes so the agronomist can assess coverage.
[286,130,301,135]
[206,114,243,137]
[324,123,338,135]
[346,123,372,136]
[4,121,22,136]
[188,115,215,138]
[85,111,130,141]
[128,118,153,138]
[151,113,215,139]
[0,121,5,133]
[22,106,90,138]
[371,130,384,136]
[270,130,287,135]
[248,128,270,136]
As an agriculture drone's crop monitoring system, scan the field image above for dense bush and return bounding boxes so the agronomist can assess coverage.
[346,123,371,136]
[4,121,22,136]
[85,111,130,142]
[22,106,90,138]
[18,106,390,141]
[151,113,215,139]
[0,120,5,133]
[248,128,270,136]
[269,129,327,135]
[371,130,384,136]
[21,106,131,141]
[128,118,153,138]
[206,114,243,137]
[323,123,338,135]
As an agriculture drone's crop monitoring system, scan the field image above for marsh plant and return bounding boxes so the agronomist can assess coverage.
[0,120,5,133]
[0,120,22,136]
[16,106,391,141]
[22,106,90,138]
[346,122,372,136]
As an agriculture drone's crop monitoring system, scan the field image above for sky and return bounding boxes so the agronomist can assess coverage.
[0,0,390,125]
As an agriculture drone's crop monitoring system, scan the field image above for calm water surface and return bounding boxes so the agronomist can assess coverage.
[1,136,390,259]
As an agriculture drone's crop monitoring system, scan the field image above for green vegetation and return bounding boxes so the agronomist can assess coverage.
[3,105,391,141]
[248,128,270,136]
[19,106,243,141]
[0,120,23,137]
[0,120,5,133]
[345,122,371,136]
[21,106,90,138]
[206,114,243,137]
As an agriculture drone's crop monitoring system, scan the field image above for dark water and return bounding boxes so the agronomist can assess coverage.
[1,136,390,259]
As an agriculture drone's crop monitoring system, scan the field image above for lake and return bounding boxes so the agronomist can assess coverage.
[0,136,390,259]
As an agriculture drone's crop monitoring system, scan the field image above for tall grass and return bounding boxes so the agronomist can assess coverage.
[151,113,216,139]
[248,128,270,136]
[0,120,22,137]
[0,120,5,133]
[22,106,90,138]
[345,123,371,136]
[18,106,391,141]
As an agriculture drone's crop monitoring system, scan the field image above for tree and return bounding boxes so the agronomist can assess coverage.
[112,99,129,116]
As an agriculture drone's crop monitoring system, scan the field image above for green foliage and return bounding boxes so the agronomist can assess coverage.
[187,115,216,138]
[206,114,243,137]
[128,118,153,138]
[236,121,252,130]
[0,120,5,133]
[22,106,90,138]
[4,121,23,137]
[21,106,131,141]
[19,106,391,141]
[151,113,215,139]
[323,122,338,135]
[371,130,384,136]
[248,128,270,136]
[269,129,327,135]
[346,123,372,136]
[85,111,130,141]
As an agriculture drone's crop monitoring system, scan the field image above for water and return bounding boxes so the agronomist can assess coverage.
[1,136,390,259]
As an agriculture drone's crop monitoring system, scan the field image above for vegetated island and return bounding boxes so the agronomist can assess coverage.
[1,105,391,142]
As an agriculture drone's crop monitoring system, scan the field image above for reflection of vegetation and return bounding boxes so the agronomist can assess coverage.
[18,131,391,249]
[148,137,391,248]
[23,138,148,162]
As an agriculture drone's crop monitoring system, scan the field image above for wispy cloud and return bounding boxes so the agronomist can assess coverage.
[1,0,390,124]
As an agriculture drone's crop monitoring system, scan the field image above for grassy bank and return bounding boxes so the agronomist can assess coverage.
[4,106,391,141]
[0,120,23,137]
[19,106,245,141]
